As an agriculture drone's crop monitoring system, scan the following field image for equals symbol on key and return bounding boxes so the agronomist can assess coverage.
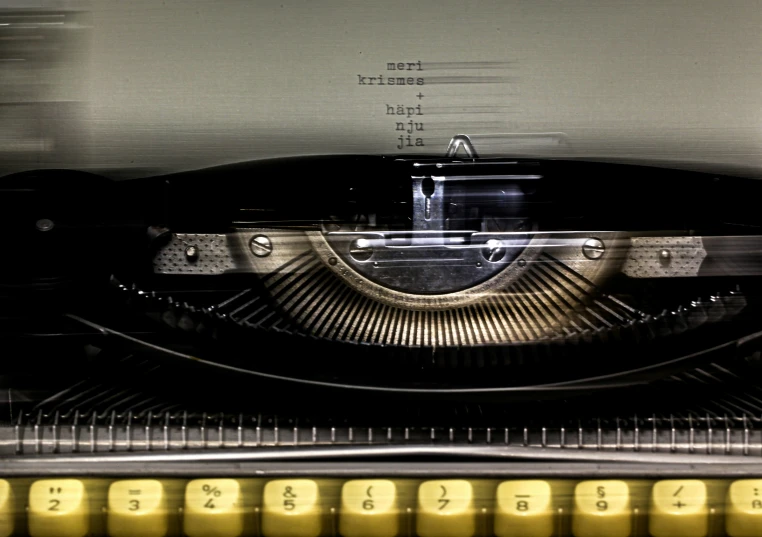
[128,490,141,495]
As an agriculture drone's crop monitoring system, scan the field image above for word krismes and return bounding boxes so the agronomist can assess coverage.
[358,61,424,86]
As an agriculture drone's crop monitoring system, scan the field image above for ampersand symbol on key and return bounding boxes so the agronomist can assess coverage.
[283,486,297,498]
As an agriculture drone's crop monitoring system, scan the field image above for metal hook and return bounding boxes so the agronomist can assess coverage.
[445,134,479,158]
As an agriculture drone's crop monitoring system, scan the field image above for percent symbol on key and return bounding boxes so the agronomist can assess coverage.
[202,485,222,497]
[202,484,222,508]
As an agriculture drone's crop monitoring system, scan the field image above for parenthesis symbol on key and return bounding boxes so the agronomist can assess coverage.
[440,486,447,498]
[367,486,373,498]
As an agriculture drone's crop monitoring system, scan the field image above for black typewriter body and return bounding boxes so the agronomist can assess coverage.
[2,151,762,536]
[3,3,762,537]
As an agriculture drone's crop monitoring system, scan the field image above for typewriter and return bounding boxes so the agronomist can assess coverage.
[3,3,762,537]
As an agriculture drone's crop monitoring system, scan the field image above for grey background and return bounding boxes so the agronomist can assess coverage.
[2,0,762,178]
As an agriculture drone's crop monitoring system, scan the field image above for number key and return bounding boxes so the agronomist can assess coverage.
[417,480,475,537]
[649,480,708,537]
[494,481,553,537]
[184,479,245,537]
[29,479,89,537]
[572,480,631,537]
[262,479,322,537]
[339,480,398,537]
[108,480,169,537]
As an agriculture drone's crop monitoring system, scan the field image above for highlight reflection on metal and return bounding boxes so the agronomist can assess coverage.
[445,134,479,158]
[1,445,760,466]
[8,411,762,459]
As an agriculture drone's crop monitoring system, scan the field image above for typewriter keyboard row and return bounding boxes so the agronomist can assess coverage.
[0,477,759,537]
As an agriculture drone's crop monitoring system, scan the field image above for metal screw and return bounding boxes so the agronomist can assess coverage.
[328,257,338,266]
[185,246,199,261]
[482,239,506,262]
[349,238,373,262]
[518,258,527,268]
[36,218,54,232]
[582,238,605,260]
[249,235,273,257]
[659,249,671,261]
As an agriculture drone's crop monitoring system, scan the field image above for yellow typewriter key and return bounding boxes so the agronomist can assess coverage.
[184,479,246,537]
[262,479,322,537]
[107,480,170,537]
[494,480,553,537]
[649,480,708,537]
[572,480,631,537]
[28,479,90,537]
[726,479,762,537]
[0,480,15,537]
[416,480,475,537]
[339,479,398,537]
